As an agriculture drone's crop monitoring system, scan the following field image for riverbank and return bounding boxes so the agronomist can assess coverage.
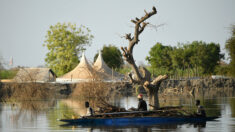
[0,82,75,99]
[0,78,234,99]
[159,78,235,98]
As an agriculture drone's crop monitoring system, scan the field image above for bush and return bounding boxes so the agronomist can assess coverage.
[0,69,18,79]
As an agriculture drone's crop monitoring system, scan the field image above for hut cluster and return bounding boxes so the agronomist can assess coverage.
[56,52,124,83]
[12,52,125,83]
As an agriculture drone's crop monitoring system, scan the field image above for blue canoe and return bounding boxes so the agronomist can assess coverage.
[60,111,218,126]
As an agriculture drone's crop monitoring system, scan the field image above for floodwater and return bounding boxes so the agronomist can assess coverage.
[0,95,235,132]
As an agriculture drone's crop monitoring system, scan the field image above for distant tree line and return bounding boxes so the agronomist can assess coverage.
[41,22,235,78]
[146,41,224,78]
[1,23,234,79]
[225,25,235,77]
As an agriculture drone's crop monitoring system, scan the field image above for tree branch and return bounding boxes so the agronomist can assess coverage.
[139,22,149,34]
[121,6,168,110]
[125,33,132,41]
[128,73,139,84]
[142,75,168,93]
[128,6,157,54]
[122,6,157,83]
[151,75,168,86]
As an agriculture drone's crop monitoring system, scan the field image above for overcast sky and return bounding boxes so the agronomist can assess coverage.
[0,0,235,68]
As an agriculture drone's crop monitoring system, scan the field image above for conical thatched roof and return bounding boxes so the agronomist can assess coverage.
[57,53,98,82]
[56,52,125,83]
[93,51,124,80]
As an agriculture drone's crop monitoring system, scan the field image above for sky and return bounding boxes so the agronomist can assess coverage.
[0,0,235,68]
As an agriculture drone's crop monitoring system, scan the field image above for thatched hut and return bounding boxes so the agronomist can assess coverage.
[14,68,56,82]
[93,51,124,81]
[56,53,101,83]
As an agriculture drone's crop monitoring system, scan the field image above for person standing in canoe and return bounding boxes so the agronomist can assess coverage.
[137,94,147,111]
[85,101,94,116]
[195,100,206,117]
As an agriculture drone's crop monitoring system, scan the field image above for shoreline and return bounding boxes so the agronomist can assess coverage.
[0,78,234,99]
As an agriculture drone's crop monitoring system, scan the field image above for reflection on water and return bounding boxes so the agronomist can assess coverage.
[1,96,235,132]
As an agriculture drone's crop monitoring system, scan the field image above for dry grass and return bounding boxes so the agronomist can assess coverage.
[1,68,55,102]
[0,82,56,117]
[70,80,126,113]
[1,82,53,102]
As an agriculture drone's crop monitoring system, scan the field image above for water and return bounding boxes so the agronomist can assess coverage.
[0,96,235,132]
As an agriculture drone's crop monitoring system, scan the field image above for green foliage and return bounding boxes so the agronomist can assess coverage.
[225,25,235,77]
[118,65,131,74]
[146,43,173,75]
[182,41,223,74]
[215,64,229,76]
[146,41,223,77]
[94,45,124,69]
[0,69,18,79]
[43,22,93,76]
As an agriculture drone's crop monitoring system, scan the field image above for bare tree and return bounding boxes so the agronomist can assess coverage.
[121,6,168,110]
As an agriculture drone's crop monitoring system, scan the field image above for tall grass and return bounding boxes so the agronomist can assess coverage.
[146,66,211,79]
[118,65,211,80]
[70,81,122,110]
[69,68,125,112]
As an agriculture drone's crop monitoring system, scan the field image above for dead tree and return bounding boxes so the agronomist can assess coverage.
[121,6,168,110]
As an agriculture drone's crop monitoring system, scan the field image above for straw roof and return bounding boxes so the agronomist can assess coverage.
[57,53,99,81]
[93,51,124,80]
[57,52,125,83]
[14,68,56,82]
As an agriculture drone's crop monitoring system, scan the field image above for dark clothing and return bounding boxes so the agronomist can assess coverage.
[138,99,147,111]
[196,105,206,117]
[86,107,94,116]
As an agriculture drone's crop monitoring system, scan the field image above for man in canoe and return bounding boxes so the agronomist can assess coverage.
[137,94,147,111]
[195,100,206,117]
[85,101,94,116]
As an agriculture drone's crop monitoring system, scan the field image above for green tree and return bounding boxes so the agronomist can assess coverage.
[215,64,229,75]
[226,25,235,76]
[146,43,173,75]
[175,41,223,75]
[43,22,93,76]
[203,42,223,74]
[170,46,184,69]
[170,45,188,77]
[94,45,123,69]
[187,41,223,74]
[146,41,223,77]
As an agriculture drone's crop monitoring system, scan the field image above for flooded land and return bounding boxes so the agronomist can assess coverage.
[0,79,235,132]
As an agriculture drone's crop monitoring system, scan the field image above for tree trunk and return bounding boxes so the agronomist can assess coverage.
[148,90,159,110]
[121,7,168,111]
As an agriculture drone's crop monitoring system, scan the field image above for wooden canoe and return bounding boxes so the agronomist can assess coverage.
[60,111,218,126]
